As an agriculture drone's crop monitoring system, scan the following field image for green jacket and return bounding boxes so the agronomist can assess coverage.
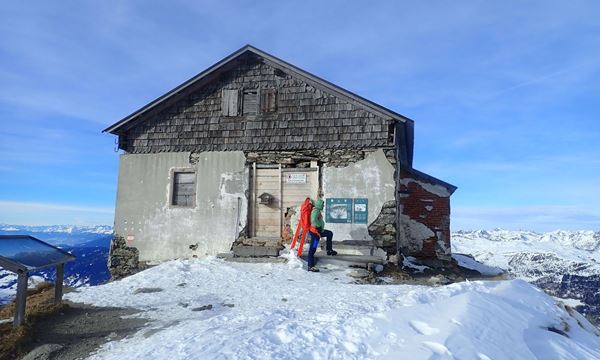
[311,199,325,231]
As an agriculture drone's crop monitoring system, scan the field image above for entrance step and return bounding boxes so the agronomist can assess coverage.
[239,237,282,247]
[319,240,378,256]
[232,245,281,257]
[300,253,386,267]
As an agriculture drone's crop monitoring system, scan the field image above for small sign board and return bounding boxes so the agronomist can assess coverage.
[325,198,353,223]
[353,198,368,224]
[285,173,307,184]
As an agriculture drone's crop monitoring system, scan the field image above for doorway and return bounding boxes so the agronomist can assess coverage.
[249,163,319,239]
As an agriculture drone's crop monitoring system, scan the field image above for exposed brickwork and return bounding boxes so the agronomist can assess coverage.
[398,168,452,261]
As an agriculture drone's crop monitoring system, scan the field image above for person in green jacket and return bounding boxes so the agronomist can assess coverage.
[307,198,337,272]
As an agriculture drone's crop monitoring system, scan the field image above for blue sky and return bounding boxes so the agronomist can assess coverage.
[0,1,599,231]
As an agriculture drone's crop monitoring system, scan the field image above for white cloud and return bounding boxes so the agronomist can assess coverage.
[0,200,113,226]
[453,205,600,232]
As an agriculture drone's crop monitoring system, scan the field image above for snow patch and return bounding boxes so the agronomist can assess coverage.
[400,214,434,242]
[400,178,451,197]
[453,254,504,276]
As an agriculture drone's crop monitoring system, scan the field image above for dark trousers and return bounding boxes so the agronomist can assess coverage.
[307,229,333,269]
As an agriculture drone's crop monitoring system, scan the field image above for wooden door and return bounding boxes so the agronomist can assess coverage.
[253,167,281,238]
[250,164,319,239]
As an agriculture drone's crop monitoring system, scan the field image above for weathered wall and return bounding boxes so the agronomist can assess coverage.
[120,53,395,153]
[398,168,452,261]
[321,149,395,242]
[113,151,248,262]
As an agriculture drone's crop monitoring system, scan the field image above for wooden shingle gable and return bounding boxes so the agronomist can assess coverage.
[105,45,412,133]
[106,46,415,154]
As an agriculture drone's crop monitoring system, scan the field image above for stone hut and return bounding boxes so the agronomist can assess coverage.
[103,45,457,272]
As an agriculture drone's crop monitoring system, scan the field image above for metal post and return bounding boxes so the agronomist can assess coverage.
[14,271,28,328]
[54,263,64,305]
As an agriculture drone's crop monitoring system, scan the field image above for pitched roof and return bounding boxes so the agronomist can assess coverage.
[104,45,413,134]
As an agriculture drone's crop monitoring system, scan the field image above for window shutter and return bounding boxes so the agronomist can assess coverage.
[172,172,196,207]
[222,89,239,116]
[260,89,277,113]
[243,89,258,115]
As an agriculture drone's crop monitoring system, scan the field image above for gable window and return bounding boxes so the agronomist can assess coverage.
[260,89,277,113]
[171,171,196,207]
[388,123,396,144]
[242,89,258,116]
[222,89,239,116]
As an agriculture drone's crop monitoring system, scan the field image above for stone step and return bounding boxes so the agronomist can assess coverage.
[319,240,376,256]
[232,245,281,257]
[300,253,386,267]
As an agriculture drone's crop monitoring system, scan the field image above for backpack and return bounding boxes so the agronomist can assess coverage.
[291,197,320,256]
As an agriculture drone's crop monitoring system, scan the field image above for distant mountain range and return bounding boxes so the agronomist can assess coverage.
[452,229,600,325]
[2,225,599,325]
[0,224,113,235]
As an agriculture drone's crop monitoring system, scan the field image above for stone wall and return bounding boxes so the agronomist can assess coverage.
[244,149,369,168]
[108,236,141,279]
[368,200,397,255]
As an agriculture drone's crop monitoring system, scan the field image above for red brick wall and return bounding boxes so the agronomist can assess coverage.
[398,168,452,261]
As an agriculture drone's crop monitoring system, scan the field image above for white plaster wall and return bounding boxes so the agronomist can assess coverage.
[322,149,395,241]
[114,151,248,262]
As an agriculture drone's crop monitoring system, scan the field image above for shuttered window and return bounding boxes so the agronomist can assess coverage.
[172,172,195,207]
[222,89,239,116]
[260,89,277,113]
[242,89,258,116]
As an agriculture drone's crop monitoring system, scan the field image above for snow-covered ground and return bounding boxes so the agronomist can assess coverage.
[65,255,600,360]
[452,229,600,326]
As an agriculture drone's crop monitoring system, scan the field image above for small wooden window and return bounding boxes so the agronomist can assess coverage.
[222,89,239,116]
[172,172,196,207]
[243,89,258,116]
[388,123,396,144]
[260,89,277,113]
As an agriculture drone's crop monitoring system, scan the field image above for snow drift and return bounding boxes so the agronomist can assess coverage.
[65,257,600,360]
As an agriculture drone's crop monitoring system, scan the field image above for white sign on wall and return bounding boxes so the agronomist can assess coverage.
[286,173,307,184]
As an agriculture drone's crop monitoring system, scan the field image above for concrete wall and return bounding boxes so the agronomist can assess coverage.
[322,149,395,241]
[114,151,248,262]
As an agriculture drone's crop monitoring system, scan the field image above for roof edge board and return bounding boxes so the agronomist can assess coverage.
[104,45,413,134]
[250,47,411,123]
[402,165,458,194]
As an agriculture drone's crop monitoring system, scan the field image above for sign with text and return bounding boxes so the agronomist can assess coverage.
[325,198,353,223]
[353,198,368,224]
[285,173,307,184]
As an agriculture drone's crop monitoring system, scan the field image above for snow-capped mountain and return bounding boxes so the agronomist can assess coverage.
[452,229,600,324]
[0,224,113,235]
